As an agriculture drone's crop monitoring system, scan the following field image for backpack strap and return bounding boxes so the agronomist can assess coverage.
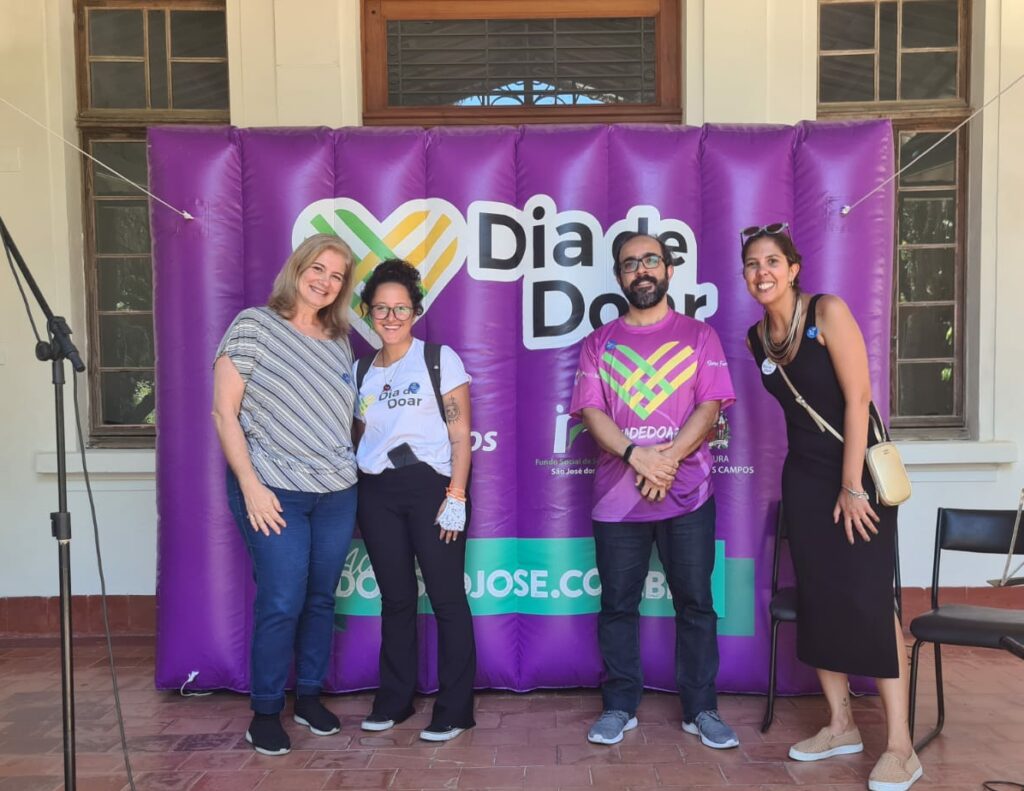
[425,341,473,490]
[355,354,373,392]
[424,342,446,424]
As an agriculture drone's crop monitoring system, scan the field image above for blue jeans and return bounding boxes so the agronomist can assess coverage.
[227,471,357,714]
[593,496,719,721]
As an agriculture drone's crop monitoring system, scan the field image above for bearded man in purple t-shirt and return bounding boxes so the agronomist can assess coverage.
[569,232,738,749]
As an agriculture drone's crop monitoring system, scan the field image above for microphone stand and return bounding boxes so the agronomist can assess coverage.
[1,215,85,791]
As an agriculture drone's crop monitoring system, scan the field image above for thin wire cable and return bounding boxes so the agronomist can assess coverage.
[0,95,193,221]
[4,237,43,343]
[72,372,137,791]
[841,68,1024,216]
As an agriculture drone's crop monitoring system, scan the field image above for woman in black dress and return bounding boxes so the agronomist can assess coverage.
[741,225,920,791]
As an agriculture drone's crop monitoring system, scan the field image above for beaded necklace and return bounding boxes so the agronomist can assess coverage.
[760,293,803,364]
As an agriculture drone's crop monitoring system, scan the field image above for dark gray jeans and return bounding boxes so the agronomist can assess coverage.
[593,496,719,721]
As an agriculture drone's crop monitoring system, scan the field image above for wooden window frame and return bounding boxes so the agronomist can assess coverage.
[889,117,968,433]
[75,0,228,446]
[817,0,970,432]
[75,0,229,129]
[361,0,682,126]
[80,128,156,447]
[817,0,970,117]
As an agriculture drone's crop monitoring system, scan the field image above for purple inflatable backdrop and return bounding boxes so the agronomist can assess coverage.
[149,122,894,695]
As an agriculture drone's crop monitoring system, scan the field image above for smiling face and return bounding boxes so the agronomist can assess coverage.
[742,237,799,306]
[616,235,672,310]
[296,249,348,313]
[370,281,416,346]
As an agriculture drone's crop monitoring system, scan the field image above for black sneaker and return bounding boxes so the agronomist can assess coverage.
[245,713,291,756]
[419,725,466,742]
[361,714,396,732]
[293,696,341,736]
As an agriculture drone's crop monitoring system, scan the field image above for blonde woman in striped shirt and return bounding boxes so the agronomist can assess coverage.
[212,234,359,756]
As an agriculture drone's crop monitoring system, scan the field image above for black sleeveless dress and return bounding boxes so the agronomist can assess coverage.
[749,294,899,679]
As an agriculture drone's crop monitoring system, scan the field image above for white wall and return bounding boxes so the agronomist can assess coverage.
[0,0,1020,596]
[227,0,362,127]
[0,0,159,596]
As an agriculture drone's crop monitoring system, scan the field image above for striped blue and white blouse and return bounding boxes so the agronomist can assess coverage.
[215,306,358,493]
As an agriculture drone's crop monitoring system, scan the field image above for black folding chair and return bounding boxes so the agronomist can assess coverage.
[908,507,1024,752]
[762,502,794,732]
[762,501,902,732]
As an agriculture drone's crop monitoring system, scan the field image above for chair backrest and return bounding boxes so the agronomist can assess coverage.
[930,507,1024,605]
[938,508,1024,554]
[770,502,786,595]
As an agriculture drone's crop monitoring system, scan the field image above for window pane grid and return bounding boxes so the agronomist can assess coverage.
[892,125,963,422]
[387,17,657,107]
[77,0,228,440]
[84,131,155,430]
[85,6,227,112]
[818,0,962,105]
[820,0,968,426]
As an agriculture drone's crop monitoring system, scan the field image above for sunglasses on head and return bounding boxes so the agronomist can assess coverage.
[739,222,790,245]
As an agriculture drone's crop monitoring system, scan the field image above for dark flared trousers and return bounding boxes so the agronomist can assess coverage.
[358,462,476,730]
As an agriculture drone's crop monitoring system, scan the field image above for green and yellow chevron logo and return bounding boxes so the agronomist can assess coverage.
[292,198,468,347]
[600,341,697,418]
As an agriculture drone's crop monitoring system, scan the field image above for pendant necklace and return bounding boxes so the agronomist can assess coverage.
[376,347,408,393]
[761,294,803,364]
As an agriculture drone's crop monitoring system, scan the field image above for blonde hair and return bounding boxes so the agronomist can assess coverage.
[267,234,356,339]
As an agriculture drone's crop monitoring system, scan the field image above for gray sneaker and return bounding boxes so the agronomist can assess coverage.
[681,709,739,749]
[587,710,638,745]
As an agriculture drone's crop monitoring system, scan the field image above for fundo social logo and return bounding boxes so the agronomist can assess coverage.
[293,196,718,350]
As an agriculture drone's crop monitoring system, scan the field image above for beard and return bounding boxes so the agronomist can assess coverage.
[624,273,670,309]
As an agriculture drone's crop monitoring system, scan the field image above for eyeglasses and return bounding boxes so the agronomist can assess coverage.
[619,254,665,274]
[370,304,414,321]
[740,222,790,244]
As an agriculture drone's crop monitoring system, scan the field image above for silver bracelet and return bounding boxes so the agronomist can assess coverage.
[842,485,870,500]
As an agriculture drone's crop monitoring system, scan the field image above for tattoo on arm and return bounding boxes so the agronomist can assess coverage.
[444,395,461,424]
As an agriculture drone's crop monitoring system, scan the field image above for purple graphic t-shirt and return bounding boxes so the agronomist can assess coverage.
[569,311,735,523]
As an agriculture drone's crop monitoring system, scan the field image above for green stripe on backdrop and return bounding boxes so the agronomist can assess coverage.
[334,537,755,637]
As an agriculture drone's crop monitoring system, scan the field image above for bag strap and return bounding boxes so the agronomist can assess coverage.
[774,363,884,445]
[424,342,446,425]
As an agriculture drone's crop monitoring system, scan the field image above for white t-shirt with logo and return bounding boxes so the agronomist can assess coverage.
[355,339,471,476]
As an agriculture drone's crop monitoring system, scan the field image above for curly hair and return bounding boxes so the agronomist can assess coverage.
[360,259,425,316]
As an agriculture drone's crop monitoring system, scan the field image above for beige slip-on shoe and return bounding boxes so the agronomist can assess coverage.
[788,726,864,761]
[867,750,923,791]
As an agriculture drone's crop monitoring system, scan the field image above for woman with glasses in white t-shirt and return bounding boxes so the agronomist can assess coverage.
[353,259,476,743]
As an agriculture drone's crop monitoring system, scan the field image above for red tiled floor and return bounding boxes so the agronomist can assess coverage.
[1,637,1023,789]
